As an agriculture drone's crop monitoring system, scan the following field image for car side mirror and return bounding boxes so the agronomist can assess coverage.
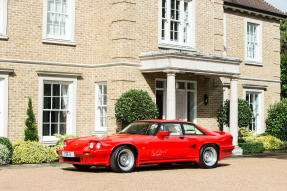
[157,131,169,137]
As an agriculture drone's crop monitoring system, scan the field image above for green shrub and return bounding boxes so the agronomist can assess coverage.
[24,97,39,141]
[115,89,159,126]
[12,140,58,164]
[283,141,287,150]
[243,135,283,151]
[239,142,264,154]
[217,99,253,130]
[239,127,252,138]
[0,144,11,165]
[54,134,78,147]
[0,137,13,159]
[266,99,287,141]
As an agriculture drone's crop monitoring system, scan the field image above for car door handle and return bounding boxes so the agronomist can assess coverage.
[179,136,185,139]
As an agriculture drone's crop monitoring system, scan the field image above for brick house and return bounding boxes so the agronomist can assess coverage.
[0,0,285,153]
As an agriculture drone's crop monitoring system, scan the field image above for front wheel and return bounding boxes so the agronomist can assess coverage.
[198,144,218,168]
[109,146,136,173]
[73,164,91,170]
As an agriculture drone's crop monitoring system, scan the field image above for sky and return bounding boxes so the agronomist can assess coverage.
[265,0,287,13]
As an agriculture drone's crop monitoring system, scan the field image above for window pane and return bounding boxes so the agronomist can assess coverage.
[156,90,164,119]
[60,124,66,135]
[187,92,195,122]
[44,97,51,109]
[52,97,60,109]
[51,111,59,122]
[48,0,54,12]
[43,124,50,136]
[55,0,61,12]
[53,84,60,96]
[44,84,51,96]
[187,83,194,90]
[61,97,69,109]
[183,124,204,135]
[43,111,50,123]
[60,111,67,122]
[156,80,164,89]
[51,124,58,135]
[176,82,185,89]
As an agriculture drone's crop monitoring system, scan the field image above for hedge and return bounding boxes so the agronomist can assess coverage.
[239,142,264,154]
[0,144,11,165]
[0,137,13,160]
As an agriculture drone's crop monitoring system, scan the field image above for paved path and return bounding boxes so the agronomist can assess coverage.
[0,154,287,191]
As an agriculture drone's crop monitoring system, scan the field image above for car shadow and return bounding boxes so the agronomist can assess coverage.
[240,152,287,160]
[61,162,231,173]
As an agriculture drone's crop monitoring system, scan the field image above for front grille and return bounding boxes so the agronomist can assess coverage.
[63,157,81,162]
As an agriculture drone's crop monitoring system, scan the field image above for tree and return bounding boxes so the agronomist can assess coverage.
[24,97,39,141]
[281,19,287,98]
[217,99,253,130]
[115,89,159,127]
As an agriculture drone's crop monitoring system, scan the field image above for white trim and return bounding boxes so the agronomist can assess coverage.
[158,0,196,50]
[94,82,108,134]
[0,58,141,68]
[0,74,8,138]
[243,88,265,134]
[0,0,8,37]
[244,18,263,64]
[42,0,75,42]
[238,77,281,83]
[38,76,77,145]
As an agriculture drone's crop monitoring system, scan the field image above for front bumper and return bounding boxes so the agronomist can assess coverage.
[57,149,111,166]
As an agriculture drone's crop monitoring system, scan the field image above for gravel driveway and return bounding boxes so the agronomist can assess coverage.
[0,154,287,191]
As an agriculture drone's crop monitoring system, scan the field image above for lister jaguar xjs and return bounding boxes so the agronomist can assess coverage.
[57,120,234,172]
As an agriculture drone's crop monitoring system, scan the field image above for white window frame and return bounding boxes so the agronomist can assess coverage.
[0,0,8,39]
[243,89,264,134]
[38,76,77,145]
[0,74,8,137]
[158,0,196,50]
[42,0,76,45]
[245,18,263,65]
[94,82,107,133]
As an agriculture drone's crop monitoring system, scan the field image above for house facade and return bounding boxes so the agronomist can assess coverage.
[0,0,285,152]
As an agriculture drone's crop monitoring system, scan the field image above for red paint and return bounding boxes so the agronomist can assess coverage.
[57,120,234,166]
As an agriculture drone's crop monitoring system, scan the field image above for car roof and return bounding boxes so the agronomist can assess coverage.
[136,119,192,123]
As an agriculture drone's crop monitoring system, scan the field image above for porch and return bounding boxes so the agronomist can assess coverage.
[140,50,242,155]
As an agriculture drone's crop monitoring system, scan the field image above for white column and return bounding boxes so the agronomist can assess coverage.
[230,78,242,155]
[166,72,176,120]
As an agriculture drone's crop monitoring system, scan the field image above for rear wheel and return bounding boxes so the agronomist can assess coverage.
[73,164,91,170]
[198,144,218,168]
[110,146,136,173]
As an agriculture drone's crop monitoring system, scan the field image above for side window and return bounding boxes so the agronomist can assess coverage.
[183,123,204,135]
[162,123,183,136]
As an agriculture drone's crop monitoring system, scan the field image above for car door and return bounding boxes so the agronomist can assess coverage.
[182,123,206,158]
[143,123,188,161]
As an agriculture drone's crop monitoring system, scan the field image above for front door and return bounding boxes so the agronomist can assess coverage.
[176,91,186,120]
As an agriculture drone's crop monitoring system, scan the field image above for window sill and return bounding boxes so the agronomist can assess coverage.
[0,35,9,40]
[244,60,263,66]
[42,136,60,146]
[42,38,77,46]
[158,43,196,52]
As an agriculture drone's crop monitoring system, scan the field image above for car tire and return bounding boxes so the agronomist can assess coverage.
[198,144,218,169]
[73,164,92,170]
[110,146,136,173]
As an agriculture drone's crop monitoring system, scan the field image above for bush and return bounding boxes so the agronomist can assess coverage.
[243,135,283,151]
[0,137,13,159]
[115,89,159,126]
[24,97,39,141]
[239,142,264,154]
[12,141,58,164]
[0,144,11,165]
[266,99,287,141]
[54,134,79,147]
[217,99,253,130]
[283,141,287,150]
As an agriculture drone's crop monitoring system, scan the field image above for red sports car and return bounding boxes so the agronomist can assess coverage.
[57,120,234,172]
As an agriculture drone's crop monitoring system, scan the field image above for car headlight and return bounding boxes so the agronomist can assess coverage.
[89,142,95,149]
[96,142,101,149]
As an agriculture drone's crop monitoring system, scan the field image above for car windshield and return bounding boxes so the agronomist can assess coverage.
[120,122,159,135]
